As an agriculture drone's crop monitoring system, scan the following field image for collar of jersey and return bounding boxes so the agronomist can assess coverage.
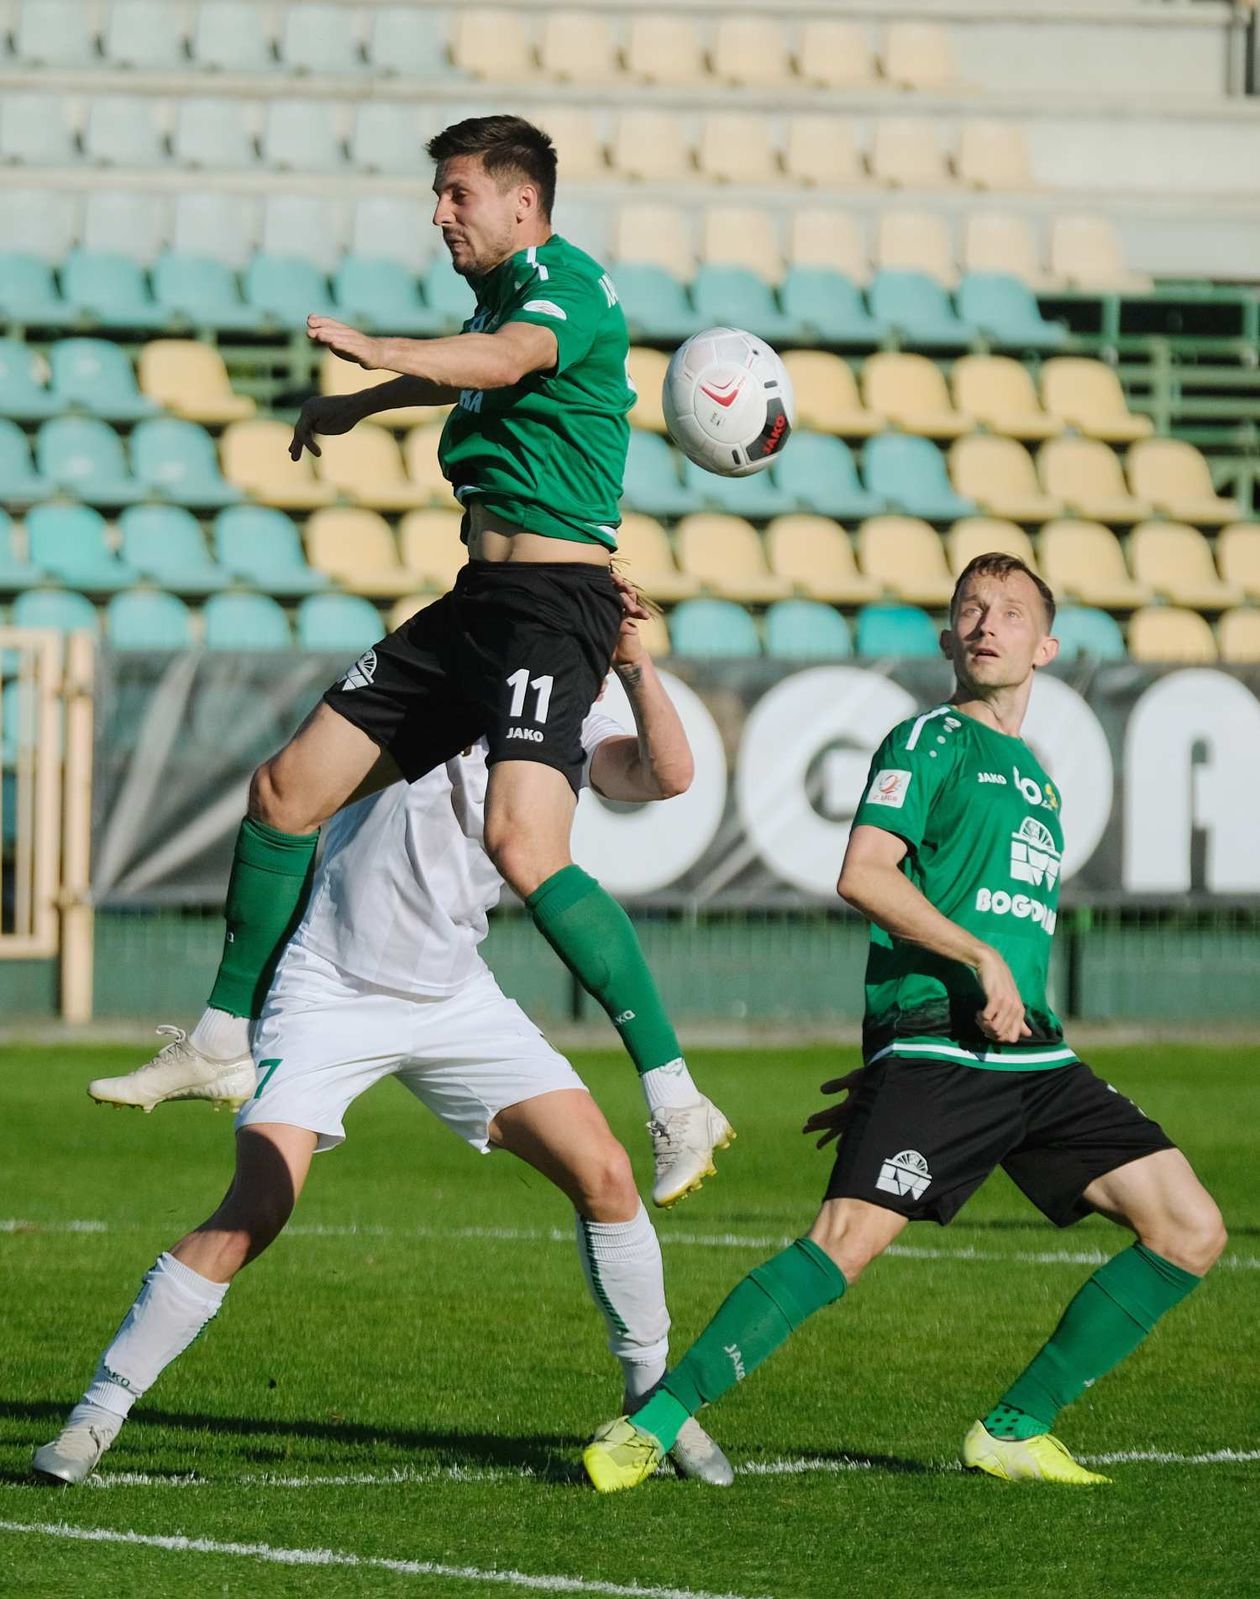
[469,235,565,298]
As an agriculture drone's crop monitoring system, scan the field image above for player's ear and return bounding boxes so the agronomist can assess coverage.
[938,626,954,662]
[1034,633,1059,669]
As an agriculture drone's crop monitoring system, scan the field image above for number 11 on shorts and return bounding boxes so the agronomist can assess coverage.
[506,668,554,724]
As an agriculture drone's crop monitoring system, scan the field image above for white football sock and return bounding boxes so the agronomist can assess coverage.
[575,1203,670,1395]
[82,1252,229,1419]
[188,1007,251,1061]
[641,1056,701,1114]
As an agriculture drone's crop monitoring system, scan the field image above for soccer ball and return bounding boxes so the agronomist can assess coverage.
[662,327,794,478]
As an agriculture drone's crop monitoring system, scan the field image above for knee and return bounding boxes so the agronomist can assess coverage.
[574,1143,639,1224]
[807,1212,885,1287]
[1146,1198,1228,1277]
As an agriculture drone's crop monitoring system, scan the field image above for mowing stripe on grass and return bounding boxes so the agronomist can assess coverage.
[0,1519,764,1599]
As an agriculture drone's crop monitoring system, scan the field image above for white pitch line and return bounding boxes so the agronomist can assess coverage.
[0,1519,763,1599]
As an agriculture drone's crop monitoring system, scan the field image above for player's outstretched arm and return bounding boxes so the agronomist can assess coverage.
[589,604,694,805]
[838,825,1031,1044]
[306,315,558,390]
[288,380,460,460]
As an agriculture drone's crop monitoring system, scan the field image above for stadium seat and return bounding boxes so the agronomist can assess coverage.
[612,111,695,184]
[700,209,782,282]
[387,593,430,630]
[956,273,1067,351]
[788,210,868,281]
[537,109,605,182]
[765,599,852,660]
[0,92,77,166]
[874,213,956,286]
[1039,520,1152,609]
[411,255,473,334]
[856,602,940,658]
[0,339,60,420]
[333,256,436,336]
[539,10,618,82]
[132,417,242,509]
[261,196,345,274]
[1038,437,1152,524]
[962,214,1051,290]
[682,459,792,522]
[780,269,888,347]
[82,192,166,263]
[400,424,454,505]
[119,504,232,595]
[625,13,705,84]
[399,509,467,593]
[626,348,670,432]
[0,507,44,589]
[214,505,330,596]
[870,120,951,190]
[1052,604,1126,660]
[152,253,265,334]
[631,610,672,657]
[450,8,532,81]
[1218,523,1260,601]
[36,416,145,505]
[613,205,694,282]
[245,254,337,328]
[786,434,885,521]
[315,424,434,512]
[104,0,187,68]
[192,0,274,71]
[0,252,68,325]
[669,597,761,659]
[864,435,975,522]
[1050,216,1152,293]
[783,352,883,438]
[946,518,1039,577]
[49,339,158,422]
[202,591,292,650]
[352,196,431,271]
[319,351,435,431]
[351,103,423,176]
[1129,522,1243,611]
[883,21,956,91]
[868,270,974,349]
[955,121,1034,191]
[12,586,100,637]
[13,0,95,67]
[615,514,698,602]
[949,436,1063,523]
[1217,608,1260,663]
[782,117,867,189]
[1040,359,1153,443]
[366,5,449,75]
[858,516,955,606]
[61,250,167,331]
[172,98,258,170]
[711,17,792,86]
[27,503,139,592]
[676,515,792,604]
[1126,439,1241,525]
[106,589,195,651]
[281,2,364,74]
[0,189,78,264]
[137,341,255,425]
[297,592,383,654]
[0,418,54,504]
[862,353,970,439]
[623,432,698,519]
[1128,606,1217,664]
[264,100,346,174]
[83,96,168,169]
[173,192,259,270]
[690,266,795,344]
[795,19,876,88]
[220,419,337,510]
[698,113,780,187]
[951,355,1065,441]
[765,516,879,604]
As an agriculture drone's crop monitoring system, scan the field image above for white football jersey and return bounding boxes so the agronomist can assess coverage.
[293,709,626,994]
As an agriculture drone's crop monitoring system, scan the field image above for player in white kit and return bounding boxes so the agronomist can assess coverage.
[34,623,733,1488]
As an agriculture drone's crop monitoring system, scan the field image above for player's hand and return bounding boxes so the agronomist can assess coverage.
[306,315,385,370]
[289,394,365,461]
[611,569,652,622]
[610,572,654,669]
[974,946,1032,1044]
[802,1067,866,1149]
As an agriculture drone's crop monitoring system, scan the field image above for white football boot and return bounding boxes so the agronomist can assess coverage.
[648,1097,736,1207]
[669,1419,735,1487]
[31,1418,114,1485]
[88,1026,256,1113]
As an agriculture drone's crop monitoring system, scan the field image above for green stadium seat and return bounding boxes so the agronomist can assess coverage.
[682,459,792,521]
[765,599,852,660]
[264,100,346,175]
[83,193,166,264]
[14,0,96,67]
[131,417,244,509]
[36,417,145,505]
[118,505,233,595]
[418,257,478,334]
[106,589,196,650]
[203,590,292,650]
[957,273,1068,351]
[333,256,437,335]
[0,254,69,326]
[0,418,54,504]
[1,189,78,263]
[0,339,60,420]
[173,193,259,270]
[690,266,797,346]
[61,250,168,332]
[669,598,762,659]
[104,0,189,68]
[173,98,259,171]
[623,433,699,519]
[49,339,159,423]
[244,255,338,328]
[1051,604,1126,661]
[83,97,167,169]
[779,269,889,347]
[152,254,267,333]
[191,0,274,72]
[27,503,140,593]
[786,435,884,521]
[856,603,941,658]
[367,7,452,76]
[12,586,100,637]
[868,270,975,350]
[352,104,426,176]
[0,508,45,588]
[297,592,384,653]
[351,196,428,271]
[213,506,330,597]
[281,2,365,74]
[611,264,696,343]
[262,198,345,274]
[863,435,976,522]
[0,93,77,166]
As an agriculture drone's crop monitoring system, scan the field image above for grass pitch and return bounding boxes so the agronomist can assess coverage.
[0,1042,1255,1597]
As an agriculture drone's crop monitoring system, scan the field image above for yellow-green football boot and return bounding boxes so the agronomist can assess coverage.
[583,1416,665,1493]
[963,1421,1110,1485]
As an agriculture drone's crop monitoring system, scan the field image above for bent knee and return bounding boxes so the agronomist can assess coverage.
[1144,1201,1228,1277]
[574,1144,639,1223]
[807,1215,888,1286]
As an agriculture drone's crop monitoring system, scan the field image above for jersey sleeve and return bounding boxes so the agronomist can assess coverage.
[851,713,959,852]
[502,264,604,375]
[577,705,629,791]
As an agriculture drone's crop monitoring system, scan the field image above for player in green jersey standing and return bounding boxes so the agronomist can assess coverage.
[583,552,1227,1490]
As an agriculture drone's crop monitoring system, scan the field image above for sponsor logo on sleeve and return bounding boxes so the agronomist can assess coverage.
[866,768,911,809]
[522,298,567,320]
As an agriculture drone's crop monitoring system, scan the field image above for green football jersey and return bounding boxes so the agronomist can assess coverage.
[437,235,633,549]
[851,704,1076,1071]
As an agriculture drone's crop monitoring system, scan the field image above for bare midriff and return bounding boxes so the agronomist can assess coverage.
[464,501,612,566]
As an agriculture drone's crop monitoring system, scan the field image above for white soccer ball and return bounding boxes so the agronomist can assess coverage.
[662,327,795,478]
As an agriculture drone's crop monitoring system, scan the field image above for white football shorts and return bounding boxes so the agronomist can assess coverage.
[238,942,586,1154]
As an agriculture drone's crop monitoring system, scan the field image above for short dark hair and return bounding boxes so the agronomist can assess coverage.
[951,552,1056,629]
[426,115,557,219]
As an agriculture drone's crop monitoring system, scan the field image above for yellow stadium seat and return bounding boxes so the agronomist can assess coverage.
[539,108,606,182]
[221,419,336,509]
[766,515,879,604]
[700,207,782,279]
[1038,437,1153,524]
[950,435,1063,523]
[627,347,669,433]
[388,592,432,630]
[1128,606,1217,664]
[613,203,693,278]
[138,341,256,425]
[952,355,1064,442]
[698,113,780,187]
[676,514,793,604]
[946,518,1039,577]
[402,423,456,505]
[305,507,416,598]
[863,353,970,439]
[883,21,957,91]
[319,351,435,430]
[1039,519,1152,609]
[632,610,672,657]
[870,119,951,190]
[875,211,955,285]
[955,122,1033,192]
[1218,523,1260,601]
[316,422,433,511]
[1049,215,1152,293]
[858,516,955,606]
[795,20,877,89]
[1217,608,1260,663]
[399,509,467,591]
[788,209,868,280]
[1040,359,1152,443]
[1129,522,1243,611]
[1126,439,1241,526]
[612,111,694,184]
[783,351,883,438]
[624,13,706,85]
[449,8,533,82]
[538,10,618,82]
[783,116,866,189]
[711,17,792,87]
[962,212,1050,288]
[615,512,699,603]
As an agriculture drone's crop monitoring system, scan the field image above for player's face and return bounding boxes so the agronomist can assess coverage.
[432,156,523,277]
[944,572,1057,693]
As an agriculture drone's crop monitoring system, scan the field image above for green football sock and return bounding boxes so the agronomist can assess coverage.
[630,1239,846,1452]
[983,1243,1201,1439]
[526,866,683,1077]
[206,818,319,1020]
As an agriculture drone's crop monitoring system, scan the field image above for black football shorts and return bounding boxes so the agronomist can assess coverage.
[322,559,622,791]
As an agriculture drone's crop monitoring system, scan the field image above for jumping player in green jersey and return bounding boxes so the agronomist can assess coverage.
[106,116,733,1208]
[582,552,1227,1491]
